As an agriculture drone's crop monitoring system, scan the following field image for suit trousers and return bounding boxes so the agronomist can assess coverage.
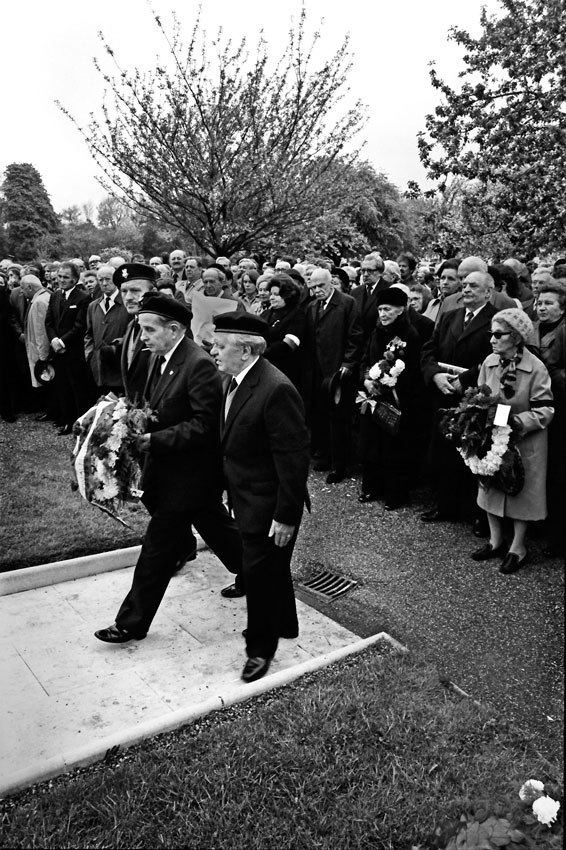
[116,498,243,636]
[241,522,301,660]
[309,381,351,473]
[53,352,95,426]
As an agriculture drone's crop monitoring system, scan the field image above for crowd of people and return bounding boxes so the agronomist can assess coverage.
[0,246,564,673]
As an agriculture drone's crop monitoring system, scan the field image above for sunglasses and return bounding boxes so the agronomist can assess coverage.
[489,331,512,339]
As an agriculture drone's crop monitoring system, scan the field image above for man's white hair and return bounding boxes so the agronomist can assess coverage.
[222,332,266,355]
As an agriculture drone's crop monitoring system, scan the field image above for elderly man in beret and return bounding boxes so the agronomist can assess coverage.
[115,263,158,403]
[95,293,242,644]
[211,311,310,683]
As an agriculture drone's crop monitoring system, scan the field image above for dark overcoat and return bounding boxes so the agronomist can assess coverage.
[221,357,310,535]
[421,303,498,398]
[85,294,129,388]
[141,337,224,511]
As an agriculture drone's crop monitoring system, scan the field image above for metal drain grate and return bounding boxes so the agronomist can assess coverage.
[299,570,358,601]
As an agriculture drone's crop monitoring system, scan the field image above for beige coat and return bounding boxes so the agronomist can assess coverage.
[476,349,554,520]
[24,288,51,388]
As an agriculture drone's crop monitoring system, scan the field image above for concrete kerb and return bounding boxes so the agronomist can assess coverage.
[0,631,407,800]
[0,546,142,597]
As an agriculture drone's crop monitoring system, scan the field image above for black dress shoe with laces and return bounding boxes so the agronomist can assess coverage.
[220,583,245,598]
[94,623,146,643]
[58,425,73,436]
[242,656,272,683]
[471,542,507,561]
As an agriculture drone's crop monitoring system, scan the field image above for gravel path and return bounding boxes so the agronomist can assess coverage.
[293,469,564,761]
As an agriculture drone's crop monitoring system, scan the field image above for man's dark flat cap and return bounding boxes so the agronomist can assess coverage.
[138,293,190,325]
[113,263,158,286]
[213,311,269,339]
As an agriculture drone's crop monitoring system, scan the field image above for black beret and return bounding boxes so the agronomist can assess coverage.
[213,311,269,339]
[138,292,190,325]
[376,286,408,308]
[113,263,157,287]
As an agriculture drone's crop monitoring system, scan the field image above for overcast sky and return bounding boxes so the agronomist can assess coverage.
[1,0,499,214]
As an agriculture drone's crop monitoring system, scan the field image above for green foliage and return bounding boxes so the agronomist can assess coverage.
[61,7,367,257]
[418,0,566,255]
[0,163,61,261]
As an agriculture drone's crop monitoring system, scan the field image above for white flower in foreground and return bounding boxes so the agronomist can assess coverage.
[369,363,383,381]
[532,795,560,826]
[519,779,545,802]
[389,360,406,379]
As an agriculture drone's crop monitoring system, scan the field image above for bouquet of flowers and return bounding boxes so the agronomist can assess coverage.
[71,395,156,525]
[356,337,406,415]
[439,384,524,495]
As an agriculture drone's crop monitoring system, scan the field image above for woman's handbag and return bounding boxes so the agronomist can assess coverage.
[372,399,402,437]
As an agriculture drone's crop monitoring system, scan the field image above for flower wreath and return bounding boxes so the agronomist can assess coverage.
[440,385,524,495]
[71,395,155,525]
[458,424,511,476]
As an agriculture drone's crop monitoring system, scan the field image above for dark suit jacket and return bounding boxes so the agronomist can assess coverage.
[304,289,363,404]
[120,319,152,403]
[85,295,130,387]
[45,287,90,353]
[350,279,389,342]
[421,302,497,395]
[141,337,224,512]
[263,305,307,388]
[221,357,310,535]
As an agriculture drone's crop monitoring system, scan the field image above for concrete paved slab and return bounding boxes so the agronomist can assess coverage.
[0,550,387,799]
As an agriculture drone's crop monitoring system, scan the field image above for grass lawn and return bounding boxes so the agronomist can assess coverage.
[0,648,563,849]
[0,416,147,571]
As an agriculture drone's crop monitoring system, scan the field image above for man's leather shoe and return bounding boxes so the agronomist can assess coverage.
[358,492,377,503]
[312,459,331,472]
[221,583,245,598]
[471,542,507,561]
[94,623,146,643]
[242,656,272,683]
[326,470,345,484]
[58,425,73,436]
[499,551,528,574]
[420,508,454,522]
[35,413,50,422]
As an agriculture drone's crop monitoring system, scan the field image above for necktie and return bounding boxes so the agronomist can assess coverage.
[149,356,165,396]
[224,377,238,420]
[104,296,111,313]
[464,310,473,328]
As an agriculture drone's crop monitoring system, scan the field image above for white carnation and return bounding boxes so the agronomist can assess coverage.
[369,363,383,381]
[389,360,406,379]
[519,779,545,802]
[381,375,396,387]
[532,795,560,826]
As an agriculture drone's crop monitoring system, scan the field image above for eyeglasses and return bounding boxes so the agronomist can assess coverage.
[361,269,378,275]
[489,331,512,339]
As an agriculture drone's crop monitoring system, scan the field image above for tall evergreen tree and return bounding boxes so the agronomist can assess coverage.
[0,163,62,260]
